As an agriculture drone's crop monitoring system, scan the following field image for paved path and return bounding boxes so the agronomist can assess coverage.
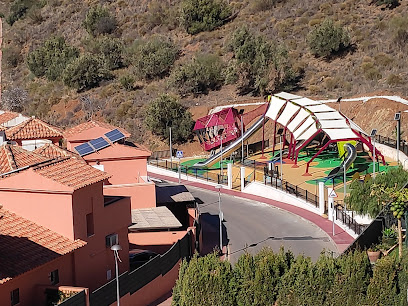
[148,172,355,252]
[189,185,337,263]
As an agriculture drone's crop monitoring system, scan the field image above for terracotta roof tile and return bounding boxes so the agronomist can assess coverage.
[64,120,130,139]
[0,111,19,125]
[0,144,49,174]
[33,143,83,160]
[6,118,63,140]
[33,158,111,190]
[0,207,86,284]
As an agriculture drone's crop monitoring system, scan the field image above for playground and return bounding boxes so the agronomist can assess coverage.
[178,92,400,204]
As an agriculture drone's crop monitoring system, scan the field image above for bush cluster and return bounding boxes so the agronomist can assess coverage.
[372,0,400,9]
[144,94,194,143]
[6,0,33,25]
[226,26,301,95]
[180,0,232,35]
[131,38,179,80]
[83,6,117,36]
[62,54,112,92]
[169,53,224,96]
[86,37,124,70]
[1,87,28,112]
[27,36,79,81]
[307,19,351,58]
[172,248,408,306]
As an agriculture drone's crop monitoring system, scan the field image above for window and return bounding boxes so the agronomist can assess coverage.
[105,233,118,247]
[10,288,19,306]
[86,213,94,237]
[49,269,59,285]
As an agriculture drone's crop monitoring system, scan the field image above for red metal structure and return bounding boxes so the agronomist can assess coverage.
[194,104,268,151]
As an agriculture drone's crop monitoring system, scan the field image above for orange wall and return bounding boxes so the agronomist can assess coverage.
[0,190,75,239]
[72,184,131,291]
[104,183,156,209]
[0,254,75,306]
[93,159,148,184]
[128,231,187,254]
[112,259,181,306]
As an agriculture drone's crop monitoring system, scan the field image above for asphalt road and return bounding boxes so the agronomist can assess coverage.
[188,185,338,263]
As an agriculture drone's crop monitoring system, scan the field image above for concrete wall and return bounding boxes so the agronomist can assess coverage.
[0,254,74,306]
[113,259,181,306]
[88,159,148,184]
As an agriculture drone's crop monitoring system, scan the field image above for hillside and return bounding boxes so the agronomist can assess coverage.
[1,0,408,151]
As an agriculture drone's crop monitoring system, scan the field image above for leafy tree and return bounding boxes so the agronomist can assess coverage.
[86,37,124,70]
[226,26,300,95]
[307,19,351,58]
[131,37,179,80]
[6,0,32,25]
[27,36,79,81]
[83,6,117,36]
[180,0,231,35]
[169,53,224,96]
[62,54,112,92]
[346,167,408,258]
[172,252,234,305]
[144,94,194,143]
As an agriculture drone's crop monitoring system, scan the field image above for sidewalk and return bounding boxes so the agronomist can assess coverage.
[148,172,355,252]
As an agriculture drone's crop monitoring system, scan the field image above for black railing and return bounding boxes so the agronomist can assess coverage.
[334,204,366,235]
[89,231,192,306]
[374,134,408,157]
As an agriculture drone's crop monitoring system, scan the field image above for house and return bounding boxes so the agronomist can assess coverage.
[0,205,86,306]
[64,120,130,151]
[0,143,49,174]
[33,143,82,160]
[0,111,28,128]
[5,117,63,150]
[0,156,131,294]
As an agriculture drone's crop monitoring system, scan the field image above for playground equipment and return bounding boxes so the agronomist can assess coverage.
[193,104,268,151]
[194,92,386,174]
[326,142,357,180]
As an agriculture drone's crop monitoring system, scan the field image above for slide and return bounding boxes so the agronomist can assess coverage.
[194,116,268,168]
[325,143,357,180]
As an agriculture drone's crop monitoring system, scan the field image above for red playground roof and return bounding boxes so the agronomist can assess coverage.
[194,108,237,130]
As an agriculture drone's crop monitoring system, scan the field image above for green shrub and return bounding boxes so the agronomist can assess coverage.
[172,252,234,305]
[27,36,79,81]
[3,46,22,68]
[86,37,124,70]
[83,6,117,36]
[62,54,112,92]
[144,94,194,143]
[372,0,399,9]
[131,37,179,80]
[169,53,224,96]
[180,0,232,35]
[366,256,399,305]
[389,16,408,48]
[119,75,135,91]
[307,19,351,58]
[250,0,284,12]
[226,26,301,95]
[6,0,32,26]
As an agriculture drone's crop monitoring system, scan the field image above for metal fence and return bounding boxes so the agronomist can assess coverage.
[334,203,366,235]
[89,231,192,306]
[374,133,408,157]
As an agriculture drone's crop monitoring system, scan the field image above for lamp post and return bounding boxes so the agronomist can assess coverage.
[343,160,347,211]
[241,114,244,164]
[277,128,284,188]
[111,244,122,306]
[215,184,223,253]
[395,112,401,165]
[218,128,224,184]
[370,129,377,178]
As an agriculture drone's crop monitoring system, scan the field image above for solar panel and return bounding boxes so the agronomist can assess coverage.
[90,137,110,151]
[74,143,94,156]
[105,129,125,143]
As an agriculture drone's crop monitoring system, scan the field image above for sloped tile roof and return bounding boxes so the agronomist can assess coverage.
[6,117,63,140]
[64,120,130,139]
[33,158,111,190]
[33,143,82,160]
[0,144,49,174]
[0,111,19,125]
[0,207,86,284]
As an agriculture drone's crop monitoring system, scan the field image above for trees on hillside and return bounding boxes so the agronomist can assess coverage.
[144,94,194,143]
